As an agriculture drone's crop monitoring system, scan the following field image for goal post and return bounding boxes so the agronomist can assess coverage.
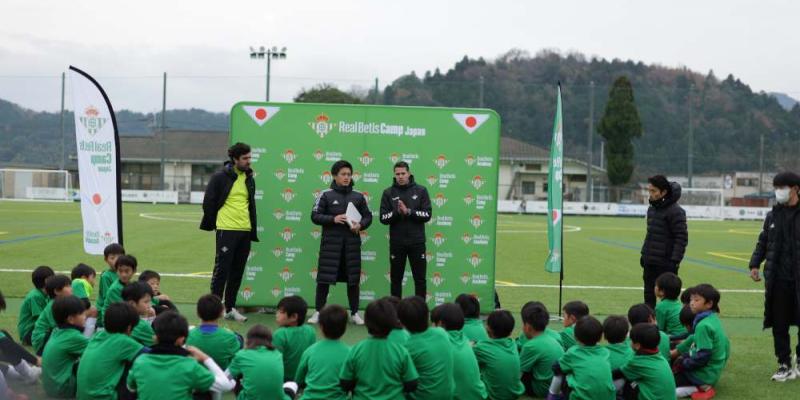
[0,168,73,202]
[680,188,725,220]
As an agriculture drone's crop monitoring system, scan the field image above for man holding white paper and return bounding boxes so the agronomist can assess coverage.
[379,161,432,298]
[309,160,372,325]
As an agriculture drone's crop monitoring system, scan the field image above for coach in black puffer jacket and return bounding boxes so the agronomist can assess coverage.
[310,160,372,320]
[640,176,687,308]
[749,172,800,373]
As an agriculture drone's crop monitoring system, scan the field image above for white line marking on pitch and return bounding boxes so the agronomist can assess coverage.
[495,281,763,293]
[0,268,211,279]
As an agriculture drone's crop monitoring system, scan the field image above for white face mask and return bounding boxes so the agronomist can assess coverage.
[775,188,791,204]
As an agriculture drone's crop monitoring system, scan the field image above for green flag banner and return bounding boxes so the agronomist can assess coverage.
[545,86,563,273]
[230,103,501,312]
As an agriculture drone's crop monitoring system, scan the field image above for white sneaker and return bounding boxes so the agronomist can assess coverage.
[772,363,797,382]
[350,312,365,326]
[308,311,320,324]
[224,308,248,322]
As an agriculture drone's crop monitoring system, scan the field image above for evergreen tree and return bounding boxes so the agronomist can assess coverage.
[597,76,642,200]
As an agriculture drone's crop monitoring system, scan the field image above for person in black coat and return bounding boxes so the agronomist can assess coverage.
[308,160,372,325]
[379,161,432,298]
[749,171,800,380]
[640,175,687,308]
[199,142,258,322]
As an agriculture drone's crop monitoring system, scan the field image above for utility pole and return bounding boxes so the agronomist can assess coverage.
[687,84,694,188]
[160,72,167,190]
[479,75,485,108]
[59,72,66,171]
[586,81,595,202]
[758,131,765,195]
[374,78,379,104]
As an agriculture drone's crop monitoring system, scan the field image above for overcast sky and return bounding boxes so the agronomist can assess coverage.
[0,0,797,113]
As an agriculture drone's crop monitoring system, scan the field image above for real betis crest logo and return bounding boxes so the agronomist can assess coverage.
[271,286,282,298]
[321,171,332,185]
[310,268,318,280]
[359,230,370,243]
[425,251,433,263]
[433,193,447,208]
[427,175,437,186]
[279,266,293,282]
[390,153,400,163]
[275,169,286,181]
[432,232,445,247]
[362,191,371,203]
[465,154,476,166]
[313,149,324,161]
[241,287,254,301]
[360,271,369,285]
[312,189,322,200]
[310,229,321,240]
[434,154,449,169]
[309,113,331,138]
[283,149,297,163]
[80,106,107,135]
[273,209,285,220]
[352,171,362,183]
[464,193,475,206]
[280,227,295,242]
[272,247,284,258]
[431,272,444,287]
[281,188,295,202]
[471,175,484,189]
[359,152,374,166]
[460,272,470,285]
[462,233,472,244]
[470,214,483,228]
[468,252,482,268]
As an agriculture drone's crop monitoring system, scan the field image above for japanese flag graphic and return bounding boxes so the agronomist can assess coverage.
[453,113,489,134]
[243,106,280,126]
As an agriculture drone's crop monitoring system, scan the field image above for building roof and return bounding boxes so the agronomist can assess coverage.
[120,130,229,163]
[500,137,551,160]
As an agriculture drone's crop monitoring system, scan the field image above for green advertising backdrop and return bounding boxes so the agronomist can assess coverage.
[230,102,500,313]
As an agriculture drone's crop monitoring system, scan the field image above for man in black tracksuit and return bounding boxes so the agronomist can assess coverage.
[640,175,687,308]
[380,161,432,298]
[749,171,800,381]
[199,142,258,322]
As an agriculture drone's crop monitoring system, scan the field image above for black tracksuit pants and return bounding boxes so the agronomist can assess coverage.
[390,242,427,299]
[210,230,251,312]
[772,279,800,365]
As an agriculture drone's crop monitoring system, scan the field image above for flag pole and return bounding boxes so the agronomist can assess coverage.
[557,82,564,315]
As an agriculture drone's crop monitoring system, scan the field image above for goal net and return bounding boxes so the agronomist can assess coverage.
[0,168,73,202]
[680,188,725,220]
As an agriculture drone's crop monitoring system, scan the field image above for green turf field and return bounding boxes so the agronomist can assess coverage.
[0,200,796,398]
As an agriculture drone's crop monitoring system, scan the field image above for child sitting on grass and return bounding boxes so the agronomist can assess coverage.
[186,294,243,371]
[17,265,54,345]
[274,295,317,382]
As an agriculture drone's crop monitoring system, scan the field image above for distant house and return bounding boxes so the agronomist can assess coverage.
[498,137,605,201]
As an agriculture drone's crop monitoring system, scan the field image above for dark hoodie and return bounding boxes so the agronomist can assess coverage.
[199,161,258,241]
[641,182,688,268]
[379,175,432,245]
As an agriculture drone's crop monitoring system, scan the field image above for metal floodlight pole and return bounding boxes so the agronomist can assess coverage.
[250,45,287,102]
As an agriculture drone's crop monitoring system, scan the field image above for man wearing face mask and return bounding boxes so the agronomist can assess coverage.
[749,171,800,382]
[640,175,688,308]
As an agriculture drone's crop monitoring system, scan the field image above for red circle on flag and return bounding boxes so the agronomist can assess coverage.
[92,193,101,205]
[255,108,267,120]
[465,116,477,128]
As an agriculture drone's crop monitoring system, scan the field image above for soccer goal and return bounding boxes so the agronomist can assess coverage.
[680,188,725,220]
[0,168,73,202]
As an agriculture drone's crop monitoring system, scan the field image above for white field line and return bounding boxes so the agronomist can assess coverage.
[0,268,211,279]
[495,280,763,293]
[0,268,763,293]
